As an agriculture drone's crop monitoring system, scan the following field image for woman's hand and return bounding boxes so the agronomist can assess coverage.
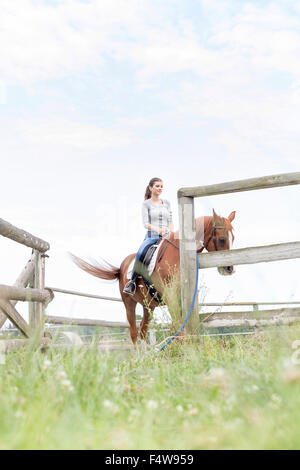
[146,224,169,237]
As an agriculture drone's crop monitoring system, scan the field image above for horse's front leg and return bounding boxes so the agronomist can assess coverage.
[140,306,154,345]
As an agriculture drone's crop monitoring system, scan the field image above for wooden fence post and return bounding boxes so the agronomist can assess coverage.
[28,276,34,332]
[0,253,36,329]
[29,250,46,337]
[178,196,199,335]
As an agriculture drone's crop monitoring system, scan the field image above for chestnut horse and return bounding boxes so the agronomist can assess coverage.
[72,209,235,346]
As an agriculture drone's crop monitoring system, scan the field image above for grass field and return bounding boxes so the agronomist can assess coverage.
[1,326,300,450]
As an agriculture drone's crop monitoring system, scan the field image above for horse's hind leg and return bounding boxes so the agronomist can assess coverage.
[123,296,138,346]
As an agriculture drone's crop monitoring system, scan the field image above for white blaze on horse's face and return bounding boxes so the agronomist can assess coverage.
[217,229,235,276]
[229,231,233,249]
[214,209,236,276]
[218,232,235,276]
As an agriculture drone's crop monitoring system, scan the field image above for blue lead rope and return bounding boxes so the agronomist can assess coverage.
[159,254,199,352]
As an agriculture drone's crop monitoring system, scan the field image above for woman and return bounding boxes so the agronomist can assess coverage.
[123,177,174,295]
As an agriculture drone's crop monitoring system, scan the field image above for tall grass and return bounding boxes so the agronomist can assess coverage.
[1,325,300,449]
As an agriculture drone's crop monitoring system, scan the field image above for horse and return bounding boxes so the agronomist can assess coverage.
[71,209,236,346]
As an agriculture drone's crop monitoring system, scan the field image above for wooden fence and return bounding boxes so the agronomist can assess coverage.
[0,218,53,345]
[178,171,300,333]
[0,218,167,349]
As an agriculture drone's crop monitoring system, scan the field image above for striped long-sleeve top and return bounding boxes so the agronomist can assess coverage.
[142,199,173,238]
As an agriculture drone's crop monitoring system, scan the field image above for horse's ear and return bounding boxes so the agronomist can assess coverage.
[213,209,221,222]
[228,211,236,222]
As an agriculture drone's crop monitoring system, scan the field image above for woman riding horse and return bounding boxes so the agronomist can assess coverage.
[123,177,173,296]
[71,185,236,345]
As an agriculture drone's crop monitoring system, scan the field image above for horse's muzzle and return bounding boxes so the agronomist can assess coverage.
[218,266,235,276]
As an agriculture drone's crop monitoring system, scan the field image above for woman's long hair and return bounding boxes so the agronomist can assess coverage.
[144,177,162,200]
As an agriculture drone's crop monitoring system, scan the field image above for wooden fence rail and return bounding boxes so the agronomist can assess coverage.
[0,299,32,337]
[47,286,122,302]
[178,172,300,198]
[0,284,53,303]
[0,217,50,252]
[46,315,135,329]
[198,241,300,269]
[199,301,300,307]
[200,307,300,322]
[202,316,300,329]
[45,315,170,330]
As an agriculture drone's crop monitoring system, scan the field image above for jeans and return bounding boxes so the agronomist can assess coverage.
[129,234,161,282]
[136,235,161,261]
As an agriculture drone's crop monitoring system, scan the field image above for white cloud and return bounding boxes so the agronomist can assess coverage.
[2,1,299,90]
[0,114,134,155]
[113,3,300,86]
[18,117,134,150]
[0,0,149,84]
[209,4,300,79]
[0,81,6,104]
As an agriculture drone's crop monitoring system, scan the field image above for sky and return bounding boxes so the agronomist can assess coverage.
[0,0,299,327]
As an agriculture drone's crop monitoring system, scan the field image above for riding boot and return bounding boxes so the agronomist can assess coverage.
[123,271,139,296]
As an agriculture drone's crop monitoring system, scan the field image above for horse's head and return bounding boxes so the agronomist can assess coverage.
[205,209,236,276]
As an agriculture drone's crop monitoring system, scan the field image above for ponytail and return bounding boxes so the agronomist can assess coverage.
[144,185,152,200]
[144,177,162,200]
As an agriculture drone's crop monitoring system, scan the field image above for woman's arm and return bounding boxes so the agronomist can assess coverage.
[145,223,167,235]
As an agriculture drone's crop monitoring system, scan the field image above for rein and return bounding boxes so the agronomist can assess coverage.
[158,224,225,261]
[204,223,226,252]
[157,237,179,263]
[158,223,226,262]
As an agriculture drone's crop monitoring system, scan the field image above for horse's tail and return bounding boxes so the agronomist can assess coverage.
[70,253,120,281]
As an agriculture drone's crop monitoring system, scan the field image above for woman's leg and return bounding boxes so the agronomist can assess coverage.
[123,237,160,295]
